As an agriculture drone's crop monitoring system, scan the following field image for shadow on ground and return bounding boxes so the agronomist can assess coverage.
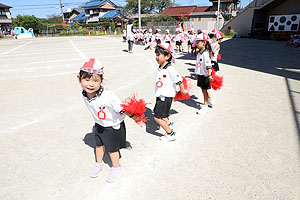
[144,106,178,137]
[220,38,300,143]
[83,126,132,167]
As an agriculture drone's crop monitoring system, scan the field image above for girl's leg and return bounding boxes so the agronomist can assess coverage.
[207,90,212,99]
[154,117,172,133]
[202,89,209,105]
[162,117,170,125]
[109,151,120,167]
[128,40,131,52]
[95,145,105,163]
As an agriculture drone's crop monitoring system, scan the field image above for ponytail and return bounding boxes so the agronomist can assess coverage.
[205,41,213,60]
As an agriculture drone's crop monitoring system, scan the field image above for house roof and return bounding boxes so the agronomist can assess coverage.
[194,6,210,12]
[99,10,124,19]
[161,6,198,17]
[0,3,12,8]
[82,0,116,8]
[71,12,88,21]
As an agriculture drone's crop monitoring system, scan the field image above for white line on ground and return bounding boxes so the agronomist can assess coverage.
[69,39,87,59]
[0,41,32,56]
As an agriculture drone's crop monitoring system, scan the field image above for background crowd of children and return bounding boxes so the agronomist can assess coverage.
[285,33,300,51]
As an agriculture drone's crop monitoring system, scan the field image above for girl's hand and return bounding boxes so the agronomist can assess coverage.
[209,76,214,82]
[181,89,188,95]
[131,115,139,121]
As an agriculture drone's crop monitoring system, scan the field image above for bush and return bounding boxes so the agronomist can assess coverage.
[111,23,116,32]
[225,32,236,38]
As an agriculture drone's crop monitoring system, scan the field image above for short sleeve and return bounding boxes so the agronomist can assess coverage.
[169,66,183,85]
[204,52,212,69]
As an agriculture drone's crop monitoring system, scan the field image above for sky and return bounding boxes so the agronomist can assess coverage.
[2,0,252,18]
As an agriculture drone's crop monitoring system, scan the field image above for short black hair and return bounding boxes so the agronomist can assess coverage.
[78,70,103,80]
[208,33,214,39]
[155,46,172,63]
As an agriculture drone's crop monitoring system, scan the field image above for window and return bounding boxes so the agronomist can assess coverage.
[0,9,6,15]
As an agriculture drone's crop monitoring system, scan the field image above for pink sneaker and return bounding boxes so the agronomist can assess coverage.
[90,162,104,178]
[106,165,122,183]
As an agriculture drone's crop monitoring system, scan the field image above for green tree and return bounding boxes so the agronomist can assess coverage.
[125,0,174,14]
[13,15,40,30]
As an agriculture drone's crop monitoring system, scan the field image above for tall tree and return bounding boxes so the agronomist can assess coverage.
[125,0,174,14]
[13,15,40,30]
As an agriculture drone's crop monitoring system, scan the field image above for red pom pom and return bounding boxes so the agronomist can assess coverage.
[173,77,192,101]
[121,93,149,126]
[210,68,223,90]
[217,54,221,60]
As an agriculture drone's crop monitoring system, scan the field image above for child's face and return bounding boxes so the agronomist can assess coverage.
[196,40,206,49]
[78,74,102,95]
[156,52,170,65]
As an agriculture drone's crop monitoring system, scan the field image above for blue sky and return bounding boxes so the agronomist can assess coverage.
[1,0,251,18]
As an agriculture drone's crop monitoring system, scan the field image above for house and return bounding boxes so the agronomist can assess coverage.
[221,0,300,39]
[63,8,83,23]
[209,0,240,16]
[71,0,125,27]
[161,5,224,31]
[0,3,13,34]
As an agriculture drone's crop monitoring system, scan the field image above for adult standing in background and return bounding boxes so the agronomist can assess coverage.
[126,19,134,53]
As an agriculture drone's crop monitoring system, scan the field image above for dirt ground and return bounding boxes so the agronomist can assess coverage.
[0,36,299,200]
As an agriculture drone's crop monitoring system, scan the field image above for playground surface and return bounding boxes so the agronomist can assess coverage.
[0,36,299,200]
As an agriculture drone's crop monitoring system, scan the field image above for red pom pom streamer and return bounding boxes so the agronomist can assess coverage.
[210,68,223,90]
[121,94,149,126]
[173,77,192,101]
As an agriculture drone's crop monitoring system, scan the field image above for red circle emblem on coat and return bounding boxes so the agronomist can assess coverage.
[197,63,201,68]
[156,81,163,88]
[98,110,106,120]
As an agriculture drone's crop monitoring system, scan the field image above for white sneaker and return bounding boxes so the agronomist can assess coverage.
[196,105,209,115]
[90,162,104,178]
[160,131,176,142]
[106,165,122,183]
[208,98,215,107]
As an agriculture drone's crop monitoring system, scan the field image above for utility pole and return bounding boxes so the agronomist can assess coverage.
[138,0,141,30]
[60,0,65,23]
[216,0,220,30]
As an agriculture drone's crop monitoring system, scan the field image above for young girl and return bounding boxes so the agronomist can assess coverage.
[78,58,138,182]
[211,31,224,72]
[188,28,196,56]
[144,29,153,50]
[194,33,214,114]
[154,43,188,141]
[155,29,162,45]
[173,28,183,52]
[126,19,134,53]
[164,29,172,44]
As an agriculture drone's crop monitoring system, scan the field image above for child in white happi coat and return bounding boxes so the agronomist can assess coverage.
[194,33,214,114]
[78,58,138,182]
[164,29,172,44]
[154,43,188,142]
[155,29,162,45]
[211,31,224,72]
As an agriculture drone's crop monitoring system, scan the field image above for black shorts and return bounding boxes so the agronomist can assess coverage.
[156,39,161,44]
[154,97,173,119]
[176,41,182,46]
[197,75,211,90]
[212,61,220,71]
[94,121,126,152]
[165,41,170,44]
[188,41,192,46]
